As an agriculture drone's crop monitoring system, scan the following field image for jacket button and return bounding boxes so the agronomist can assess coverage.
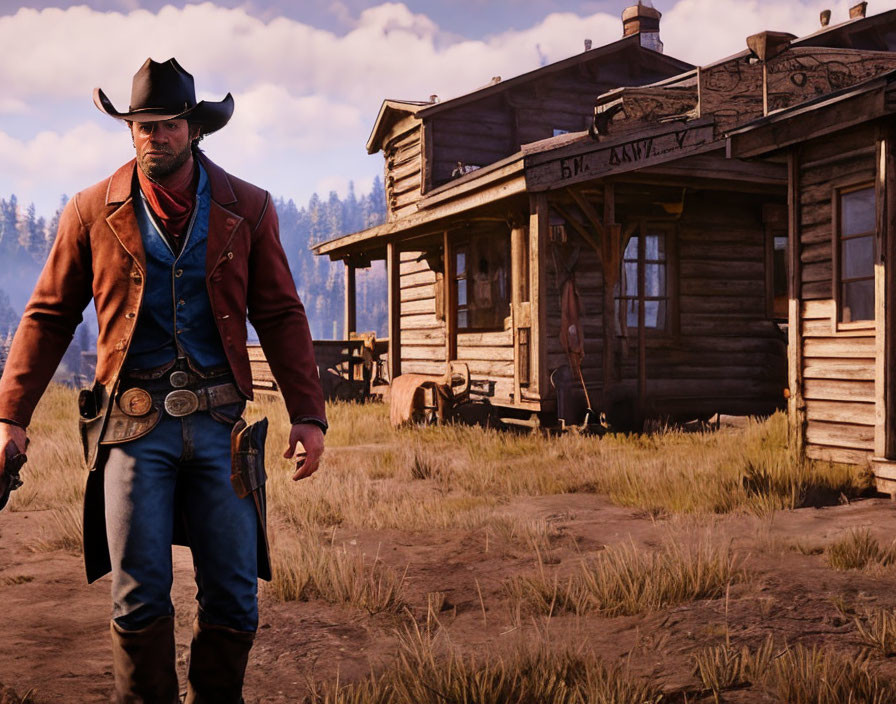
[226,251,234,260]
[226,218,236,227]
[131,272,142,285]
[125,311,135,319]
[115,341,125,351]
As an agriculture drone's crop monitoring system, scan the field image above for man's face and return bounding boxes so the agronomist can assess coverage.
[131,119,198,180]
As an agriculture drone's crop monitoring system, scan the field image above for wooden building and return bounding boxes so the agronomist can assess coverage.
[727,8,896,484]
[314,4,896,427]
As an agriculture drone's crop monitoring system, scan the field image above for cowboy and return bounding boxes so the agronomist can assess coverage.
[0,58,326,703]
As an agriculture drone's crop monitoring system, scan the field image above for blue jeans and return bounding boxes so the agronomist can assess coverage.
[103,406,258,632]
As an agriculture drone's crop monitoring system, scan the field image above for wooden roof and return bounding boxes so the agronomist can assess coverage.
[727,68,896,159]
[365,99,431,154]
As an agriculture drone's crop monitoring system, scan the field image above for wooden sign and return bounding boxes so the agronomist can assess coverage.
[525,121,716,190]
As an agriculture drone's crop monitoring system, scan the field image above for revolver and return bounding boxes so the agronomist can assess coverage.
[0,440,27,512]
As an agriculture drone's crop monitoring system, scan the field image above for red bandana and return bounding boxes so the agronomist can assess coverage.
[136,161,197,239]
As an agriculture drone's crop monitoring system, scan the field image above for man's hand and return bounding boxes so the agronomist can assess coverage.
[283,423,324,481]
[0,422,27,479]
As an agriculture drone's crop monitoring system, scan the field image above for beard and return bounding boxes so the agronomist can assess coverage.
[136,141,193,181]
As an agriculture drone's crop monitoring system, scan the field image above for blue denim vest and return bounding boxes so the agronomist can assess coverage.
[124,163,228,371]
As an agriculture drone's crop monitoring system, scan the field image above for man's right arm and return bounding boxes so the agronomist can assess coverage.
[0,195,93,473]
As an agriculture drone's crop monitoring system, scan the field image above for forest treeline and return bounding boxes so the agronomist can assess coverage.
[0,178,387,378]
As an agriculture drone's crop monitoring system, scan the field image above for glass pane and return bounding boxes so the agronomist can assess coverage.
[624,236,638,261]
[456,250,466,275]
[458,309,468,328]
[645,233,665,261]
[626,299,639,329]
[841,235,874,280]
[457,278,467,306]
[774,236,787,252]
[841,279,874,323]
[842,187,875,236]
[645,263,665,298]
[624,262,639,296]
[644,300,665,329]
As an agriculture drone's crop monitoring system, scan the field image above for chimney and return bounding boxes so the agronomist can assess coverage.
[820,9,831,26]
[622,1,663,53]
[584,38,593,51]
[850,2,868,19]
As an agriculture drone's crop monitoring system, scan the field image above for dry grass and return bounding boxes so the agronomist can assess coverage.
[826,528,896,571]
[854,607,896,657]
[506,539,743,617]
[265,530,407,614]
[304,622,664,704]
[693,638,896,703]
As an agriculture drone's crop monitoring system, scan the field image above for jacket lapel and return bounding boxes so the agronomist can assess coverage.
[200,153,243,275]
[104,160,146,273]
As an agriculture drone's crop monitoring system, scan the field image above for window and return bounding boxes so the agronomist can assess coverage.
[837,185,875,324]
[455,233,510,331]
[770,235,788,319]
[615,227,669,332]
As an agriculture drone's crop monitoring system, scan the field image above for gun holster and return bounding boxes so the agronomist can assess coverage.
[78,380,113,470]
[230,417,268,499]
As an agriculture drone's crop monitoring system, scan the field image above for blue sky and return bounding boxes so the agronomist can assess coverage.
[0,0,867,214]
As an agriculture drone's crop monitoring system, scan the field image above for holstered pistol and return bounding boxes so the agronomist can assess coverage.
[230,417,268,499]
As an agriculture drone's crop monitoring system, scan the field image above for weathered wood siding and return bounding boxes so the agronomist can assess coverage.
[427,60,682,189]
[796,128,878,465]
[385,126,424,221]
[458,330,515,404]
[616,190,787,418]
[398,249,447,375]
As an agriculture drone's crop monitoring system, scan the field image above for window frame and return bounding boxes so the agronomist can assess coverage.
[832,180,876,332]
[454,232,512,333]
[614,220,679,339]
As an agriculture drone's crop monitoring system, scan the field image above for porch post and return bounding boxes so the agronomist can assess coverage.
[529,193,549,398]
[875,127,896,458]
[387,241,401,382]
[344,261,356,339]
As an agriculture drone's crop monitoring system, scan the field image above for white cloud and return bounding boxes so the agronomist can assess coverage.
[0,0,882,212]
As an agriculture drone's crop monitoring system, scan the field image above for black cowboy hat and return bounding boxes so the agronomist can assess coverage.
[93,57,233,135]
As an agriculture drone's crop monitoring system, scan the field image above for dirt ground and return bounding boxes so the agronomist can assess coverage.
[4,491,896,702]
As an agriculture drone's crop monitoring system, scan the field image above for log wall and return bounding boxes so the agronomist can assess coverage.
[384,126,424,221]
[398,249,447,375]
[795,126,878,465]
[611,189,786,418]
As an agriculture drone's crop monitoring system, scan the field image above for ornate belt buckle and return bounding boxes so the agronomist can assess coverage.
[119,388,154,417]
[164,389,199,417]
[170,370,190,388]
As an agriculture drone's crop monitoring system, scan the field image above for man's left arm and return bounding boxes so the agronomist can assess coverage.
[246,193,326,478]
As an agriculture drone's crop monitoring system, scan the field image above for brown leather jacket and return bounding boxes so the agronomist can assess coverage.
[0,152,326,430]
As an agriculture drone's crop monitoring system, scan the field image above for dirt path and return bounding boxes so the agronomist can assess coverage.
[4,495,896,702]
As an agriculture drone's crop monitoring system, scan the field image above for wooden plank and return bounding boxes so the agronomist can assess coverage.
[387,242,401,381]
[402,329,446,345]
[803,336,876,359]
[875,129,889,457]
[400,285,435,303]
[806,420,875,450]
[464,359,515,378]
[400,298,436,315]
[401,360,447,376]
[801,299,834,320]
[530,192,549,397]
[526,121,717,191]
[344,263,356,339]
[806,399,876,426]
[403,346,448,361]
[806,444,872,466]
[885,125,896,458]
[457,346,515,362]
[457,330,513,347]
[511,221,527,400]
[803,358,876,381]
[804,379,875,403]
[444,231,457,363]
[401,270,438,288]
[401,313,443,331]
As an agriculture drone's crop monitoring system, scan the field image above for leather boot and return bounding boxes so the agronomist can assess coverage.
[184,619,255,704]
[109,615,179,704]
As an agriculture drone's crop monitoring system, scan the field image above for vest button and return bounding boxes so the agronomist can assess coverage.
[175,269,184,278]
